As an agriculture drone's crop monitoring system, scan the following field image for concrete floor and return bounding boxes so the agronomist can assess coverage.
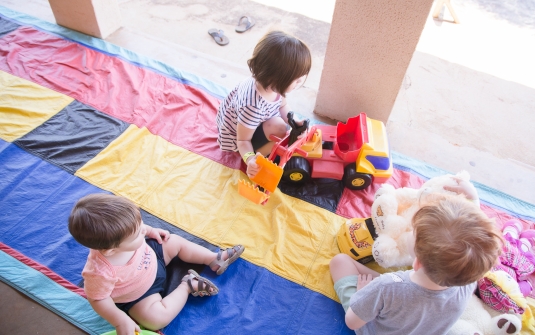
[0,0,534,333]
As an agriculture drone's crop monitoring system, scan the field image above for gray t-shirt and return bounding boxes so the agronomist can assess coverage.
[350,270,476,335]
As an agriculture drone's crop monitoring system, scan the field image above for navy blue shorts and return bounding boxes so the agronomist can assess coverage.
[251,124,270,151]
[115,239,167,314]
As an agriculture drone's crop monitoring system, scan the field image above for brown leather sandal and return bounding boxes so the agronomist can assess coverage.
[209,245,245,275]
[181,269,219,297]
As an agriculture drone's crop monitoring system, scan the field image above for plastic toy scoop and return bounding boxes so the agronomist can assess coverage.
[238,155,283,204]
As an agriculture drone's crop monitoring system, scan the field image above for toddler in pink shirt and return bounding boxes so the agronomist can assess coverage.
[69,194,244,335]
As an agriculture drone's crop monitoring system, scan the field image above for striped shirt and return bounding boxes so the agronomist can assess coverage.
[216,77,282,152]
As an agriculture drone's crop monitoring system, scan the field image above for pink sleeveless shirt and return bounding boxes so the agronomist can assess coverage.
[82,240,157,303]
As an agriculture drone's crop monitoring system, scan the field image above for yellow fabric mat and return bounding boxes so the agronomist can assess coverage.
[0,70,73,142]
[76,124,356,300]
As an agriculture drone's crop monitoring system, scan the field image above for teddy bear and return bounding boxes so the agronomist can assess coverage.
[370,170,472,268]
[447,293,522,335]
[448,269,532,335]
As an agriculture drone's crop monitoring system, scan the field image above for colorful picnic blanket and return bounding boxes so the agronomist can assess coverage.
[1,6,534,335]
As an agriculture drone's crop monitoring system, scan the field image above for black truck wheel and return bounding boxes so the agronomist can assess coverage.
[343,164,372,190]
[282,157,311,184]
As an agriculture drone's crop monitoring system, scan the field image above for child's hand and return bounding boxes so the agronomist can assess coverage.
[293,117,305,127]
[147,226,170,244]
[246,152,262,178]
[443,176,479,203]
[115,317,140,335]
[356,274,375,291]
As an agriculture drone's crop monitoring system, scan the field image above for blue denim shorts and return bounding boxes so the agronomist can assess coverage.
[115,239,167,314]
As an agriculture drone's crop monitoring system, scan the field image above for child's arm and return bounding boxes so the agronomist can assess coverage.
[279,97,304,126]
[236,123,261,178]
[346,309,368,330]
[279,97,291,124]
[143,224,170,244]
[345,274,375,330]
[89,297,140,335]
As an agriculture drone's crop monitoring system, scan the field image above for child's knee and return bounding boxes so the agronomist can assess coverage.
[330,253,353,271]
[141,314,173,331]
[161,234,180,247]
[264,117,288,138]
[277,121,288,138]
[274,122,288,137]
[161,235,184,259]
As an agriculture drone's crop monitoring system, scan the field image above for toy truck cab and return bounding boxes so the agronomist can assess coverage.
[337,113,393,187]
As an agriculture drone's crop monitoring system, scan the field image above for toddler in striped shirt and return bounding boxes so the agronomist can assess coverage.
[216,31,311,178]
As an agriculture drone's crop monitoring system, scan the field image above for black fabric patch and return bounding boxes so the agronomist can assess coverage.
[0,15,20,37]
[162,256,207,297]
[141,210,218,297]
[141,210,218,252]
[14,100,129,173]
[278,178,344,213]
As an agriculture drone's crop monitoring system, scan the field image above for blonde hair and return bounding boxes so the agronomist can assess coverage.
[412,195,502,286]
[247,31,311,96]
[68,194,141,250]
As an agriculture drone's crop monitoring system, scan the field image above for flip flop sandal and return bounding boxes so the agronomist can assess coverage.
[181,269,219,297]
[209,245,245,275]
[235,16,255,33]
[208,29,229,46]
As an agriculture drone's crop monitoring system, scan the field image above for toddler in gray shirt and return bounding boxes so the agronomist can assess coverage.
[330,178,502,335]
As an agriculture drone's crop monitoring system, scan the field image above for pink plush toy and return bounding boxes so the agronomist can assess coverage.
[493,220,535,298]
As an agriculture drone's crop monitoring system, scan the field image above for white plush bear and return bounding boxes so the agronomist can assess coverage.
[371,171,472,268]
[447,294,522,335]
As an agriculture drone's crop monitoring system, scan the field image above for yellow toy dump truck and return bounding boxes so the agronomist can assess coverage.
[337,217,378,264]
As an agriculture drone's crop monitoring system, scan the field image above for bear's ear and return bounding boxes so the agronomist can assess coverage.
[456,170,470,181]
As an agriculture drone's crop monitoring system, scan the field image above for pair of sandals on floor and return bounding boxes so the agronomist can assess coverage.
[182,244,245,297]
[208,16,255,46]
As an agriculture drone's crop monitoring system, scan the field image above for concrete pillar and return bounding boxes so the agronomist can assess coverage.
[315,0,434,123]
[48,0,122,39]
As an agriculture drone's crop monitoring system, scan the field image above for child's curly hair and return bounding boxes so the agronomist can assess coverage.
[412,195,502,286]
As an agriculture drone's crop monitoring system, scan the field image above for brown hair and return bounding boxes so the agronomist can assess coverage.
[68,194,141,250]
[412,195,502,286]
[247,31,311,97]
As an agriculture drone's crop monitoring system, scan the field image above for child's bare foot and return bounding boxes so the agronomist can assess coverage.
[181,269,219,297]
[209,245,245,275]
